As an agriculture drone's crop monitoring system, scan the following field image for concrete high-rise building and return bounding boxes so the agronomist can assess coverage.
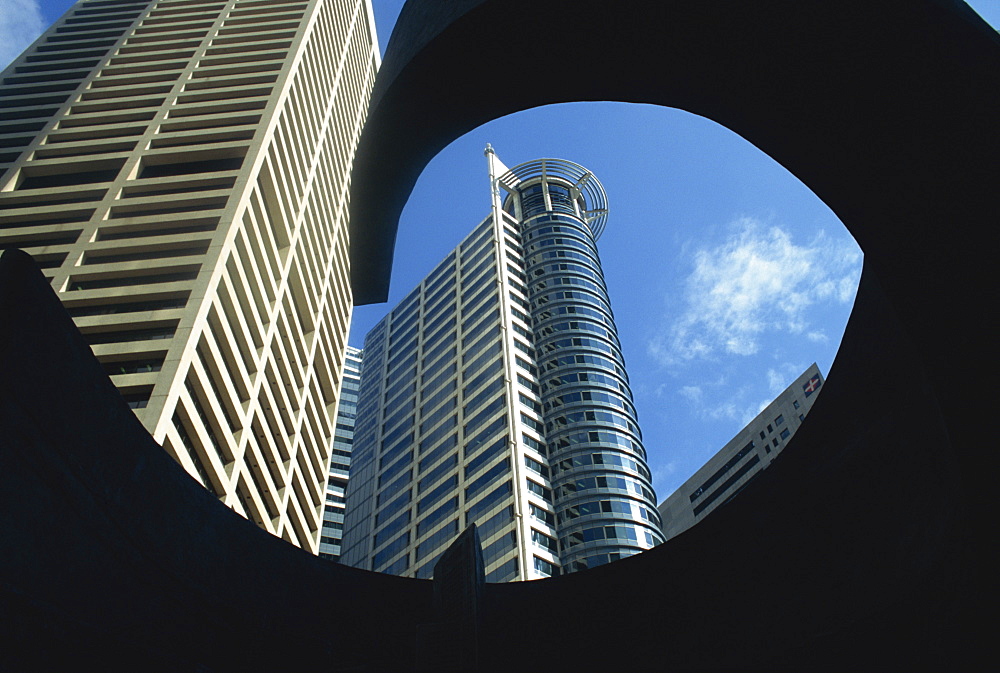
[341,148,663,581]
[319,345,362,561]
[657,364,824,540]
[0,0,379,552]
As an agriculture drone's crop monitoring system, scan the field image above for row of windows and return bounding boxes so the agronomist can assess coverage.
[420,396,456,434]
[464,457,510,502]
[549,430,646,460]
[522,212,588,232]
[689,440,756,502]
[552,451,651,481]
[380,421,413,460]
[541,369,627,396]
[421,379,457,418]
[556,497,660,527]
[422,251,456,296]
[536,318,614,343]
[416,519,459,562]
[479,504,515,542]
[521,412,543,434]
[466,479,512,524]
[568,550,634,573]
[483,530,516,567]
[554,473,653,503]
[534,555,559,577]
[560,523,650,550]
[464,436,507,479]
[462,312,500,349]
[532,261,600,283]
[375,485,410,521]
[381,399,415,438]
[424,286,456,325]
[418,432,458,470]
[459,240,494,279]
[463,358,503,399]
[524,454,548,478]
[414,406,457,455]
[372,531,408,569]
[462,394,506,435]
[521,432,546,456]
[526,231,596,255]
[534,302,610,329]
[545,389,636,419]
[460,218,493,253]
[533,287,611,315]
[530,528,558,553]
[526,247,598,271]
[530,502,555,526]
[373,509,410,549]
[417,474,458,515]
[531,273,606,299]
[377,451,412,488]
[526,478,552,503]
[462,278,496,310]
[692,454,762,517]
[538,330,620,358]
[546,408,638,436]
[463,377,505,417]
[485,556,519,583]
[417,454,457,494]
[461,300,498,337]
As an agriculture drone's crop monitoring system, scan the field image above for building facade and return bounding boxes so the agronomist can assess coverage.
[0,0,379,552]
[340,149,663,581]
[657,364,824,540]
[319,345,362,560]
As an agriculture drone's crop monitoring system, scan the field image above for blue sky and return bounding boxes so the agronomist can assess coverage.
[8,1,999,500]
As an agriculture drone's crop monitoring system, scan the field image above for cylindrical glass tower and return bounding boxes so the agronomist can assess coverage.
[500,158,664,573]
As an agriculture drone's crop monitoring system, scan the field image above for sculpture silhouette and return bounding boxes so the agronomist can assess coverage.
[3,0,996,669]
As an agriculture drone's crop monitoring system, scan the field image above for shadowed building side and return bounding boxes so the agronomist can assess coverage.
[657,364,825,541]
[320,345,363,561]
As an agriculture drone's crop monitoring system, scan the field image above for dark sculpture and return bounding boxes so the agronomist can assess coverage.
[415,524,484,672]
[2,0,996,670]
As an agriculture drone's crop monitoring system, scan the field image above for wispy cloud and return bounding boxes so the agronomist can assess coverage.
[766,368,787,395]
[677,374,789,430]
[678,385,702,403]
[1,0,45,70]
[648,217,860,365]
[689,391,766,426]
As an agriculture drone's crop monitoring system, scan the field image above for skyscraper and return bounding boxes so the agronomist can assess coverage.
[0,0,379,552]
[341,148,663,580]
[657,364,824,540]
[319,345,363,561]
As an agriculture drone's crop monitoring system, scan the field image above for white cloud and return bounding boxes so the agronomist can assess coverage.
[648,217,861,365]
[678,385,702,403]
[742,397,775,426]
[1,0,45,70]
[682,384,758,424]
[766,368,786,394]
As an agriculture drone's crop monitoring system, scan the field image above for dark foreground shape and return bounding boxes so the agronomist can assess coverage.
[415,524,484,672]
[2,0,997,671]
[343,0,991,668]
[0,248,430,671]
